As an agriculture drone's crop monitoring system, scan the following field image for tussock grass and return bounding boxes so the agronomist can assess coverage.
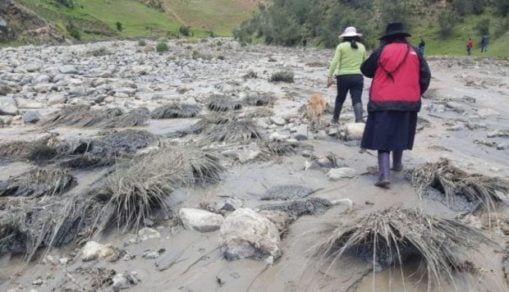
[204,117,261,143]
[207,95,243,112]
[409,159,509,212]
[96,146,224,230]
[244,93,274,107]
[151,103,201,119]
[40,105,150,128]
[0,135,58,163]
[261,140,298,156]
[314,208,494,290]
[0,168,76,198]
[269,71,294,83]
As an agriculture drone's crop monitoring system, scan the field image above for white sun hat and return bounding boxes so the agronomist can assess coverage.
[339,26,362,38]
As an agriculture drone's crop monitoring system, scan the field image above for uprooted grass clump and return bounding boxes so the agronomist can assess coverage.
[0,135,58,163]
[95,146,224,230]
[203,116,261,143]
[314,208,494,289]
[244,93,274,107]
[59,130,158,169]
[207,95,243,112]
[151,103,201,119]
[40,105,150,128]
[269,70,294,83]
[409,158,509,213]
[261,140,298,156]
[0,167,76,198]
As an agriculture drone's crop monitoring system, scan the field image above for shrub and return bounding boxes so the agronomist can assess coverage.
[138,40,147,46]
[54,0,74,8]
[475,18,490,36]
[438,9,457,38]
[65,21,81,40]
[270,71,294,83]
[156,42,169,53]
[179,25,191,36]
[116,21,123,32]
[494,0,509,16]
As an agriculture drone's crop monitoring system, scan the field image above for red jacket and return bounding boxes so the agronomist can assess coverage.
[361,42,431,112]
[467,40,473,48]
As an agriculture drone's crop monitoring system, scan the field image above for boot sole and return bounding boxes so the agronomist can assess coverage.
[375,180,391,189]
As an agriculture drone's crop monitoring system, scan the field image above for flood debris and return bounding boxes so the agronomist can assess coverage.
[269,71,294,83]
[40,105,150,128]
[409,159,509,213]
[151,103,201,119]
[260,140,299,156]
[244,93,274,106]
[259,185,318,201]
[95,146,224,231]
[59,130,158,169]
[204,116,261,143]
[0,135,58,163]
[314,208,494,288]
[257,197,333,218]
[0,167,76,197]
[208,95,243,112]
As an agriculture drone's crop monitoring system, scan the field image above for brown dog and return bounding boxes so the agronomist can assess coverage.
[306,94,328,130]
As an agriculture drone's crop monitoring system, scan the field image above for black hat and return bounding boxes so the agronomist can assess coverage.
[379,22,411,40]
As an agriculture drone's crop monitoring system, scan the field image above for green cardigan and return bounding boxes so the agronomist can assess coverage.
[328,41,366,77]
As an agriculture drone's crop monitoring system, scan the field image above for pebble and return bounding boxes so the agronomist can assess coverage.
[138,227,161,241]
[327,167,357,181]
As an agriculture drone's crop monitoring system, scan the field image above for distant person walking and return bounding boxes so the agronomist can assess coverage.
[327,26,367,124]
[466,38,473,55]
[360,22,431,188]
[481,34,489,53]
[418,38,425,55]
[302,39,307,50]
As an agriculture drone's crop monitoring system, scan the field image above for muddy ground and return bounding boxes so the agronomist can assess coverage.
[0,39,509,292]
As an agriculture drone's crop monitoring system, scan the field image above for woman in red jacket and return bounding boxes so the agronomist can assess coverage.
[360,22,431,188]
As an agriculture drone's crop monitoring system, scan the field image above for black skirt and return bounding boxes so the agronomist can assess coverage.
[361,111,418,151]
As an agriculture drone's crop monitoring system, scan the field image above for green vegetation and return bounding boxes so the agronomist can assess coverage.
[235,0,509,57]
[156,42,169,52]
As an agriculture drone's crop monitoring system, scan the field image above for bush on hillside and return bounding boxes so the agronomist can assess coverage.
[65,21,81,40]
[438,9,457,39]
[54,0,74,9]
[475,18,490,36]
[493,0,509,16]
[138,40,147,46]
[116,22,123,32]
[452,0,487,16]
[156,42,169,52]
[179,26,191,37]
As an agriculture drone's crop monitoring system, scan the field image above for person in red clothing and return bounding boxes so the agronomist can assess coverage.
[360,22,431,188]
[466,38,473,55]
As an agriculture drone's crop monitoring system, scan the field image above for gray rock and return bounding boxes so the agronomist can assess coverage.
[220,208,281,260]
[81,241,115,262]
[16,98,44,109]
[59,65,78,74]
[47,93,67,105]
[179,208,224,232]
[497,142,508,150]
[0,96,18,115]
[112,272,139,291]
[327,167,356,181]
[22,111,41,124]
[270,116,286,126]
[138,227,161,241]
[155,248,185,271]
[293,124,309,140]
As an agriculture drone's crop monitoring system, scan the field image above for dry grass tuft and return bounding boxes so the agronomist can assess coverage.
[270,71,294,83]
[95,147,224,230]
[314,208,494,289]
[207,95,243,112]
[203,117,261,143]
[261,140,298,156]
[244,93,274,106]
[40,105,149,128]
[0,135,58,163]
[409,159,509,212]
[0,168,76,198]
[151,103,201,119]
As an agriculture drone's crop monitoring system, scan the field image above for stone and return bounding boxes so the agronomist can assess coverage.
[22,111,41,124]
[16,98,45,109]
[497,142,508,150]
[343,123,365,141]
[81,241,115,262]
[112,272,139,291]
[220,208,281,260]
[270,116,286,126]
[32,278,43,286]
[179,208,224,232]
[258,210,293,235]
[138,227,161,241]
[327,167,356,181]
[445,101,466,113]
[269,132,290,141]
[293,124,309,141]
[47,93,67,105]
[59,65,78,74]
[0,96,18,115]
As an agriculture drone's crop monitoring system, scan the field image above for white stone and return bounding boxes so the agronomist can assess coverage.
[59,65,78,74]
[138,227,161,241]
[327,167,357,181]
[269,132,290,141]
[81,241,115,262]
[47,93,67,105]
[16,98,45,109]
[270,116,286,126]
[22,111,41,124]
[220,208,281,260]
[293,124,309,140]
[344,123,365,140]
[0,96,18,115]
[179,208,224,232]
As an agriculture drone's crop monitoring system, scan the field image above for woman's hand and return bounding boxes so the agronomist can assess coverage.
[327,77,334,88]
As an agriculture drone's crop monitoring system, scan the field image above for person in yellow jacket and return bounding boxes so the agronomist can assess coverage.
[327,26,367,124]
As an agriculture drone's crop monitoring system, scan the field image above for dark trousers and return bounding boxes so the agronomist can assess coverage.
[333,74,363,121]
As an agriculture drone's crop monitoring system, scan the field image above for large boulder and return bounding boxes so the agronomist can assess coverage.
[179,208,224,232]
[343,122,365,141]
[220,208,281,261]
